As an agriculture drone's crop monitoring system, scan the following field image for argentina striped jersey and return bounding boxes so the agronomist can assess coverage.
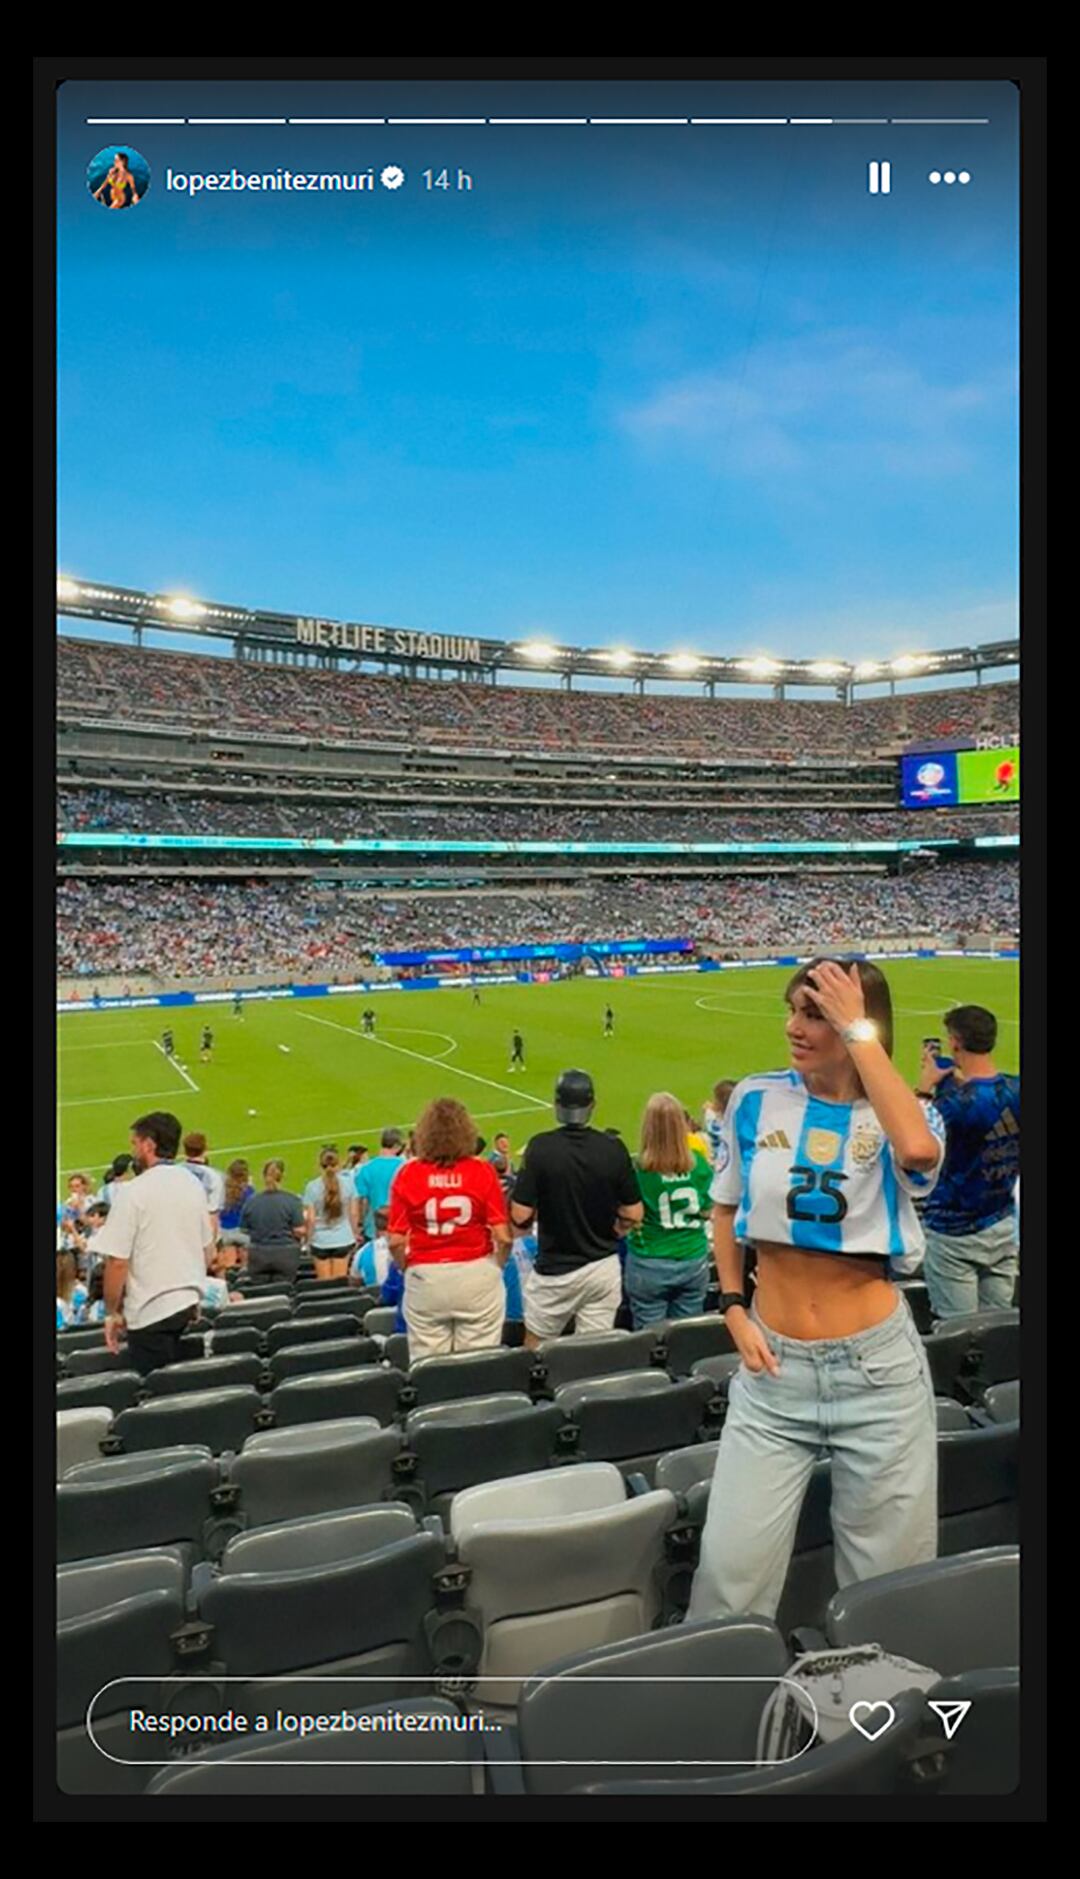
[710,1071,946,1274]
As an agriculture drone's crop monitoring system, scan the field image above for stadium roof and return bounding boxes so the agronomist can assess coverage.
[56,577,1020,691]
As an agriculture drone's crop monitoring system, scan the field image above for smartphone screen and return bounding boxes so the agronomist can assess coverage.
[49,60,1035,1820]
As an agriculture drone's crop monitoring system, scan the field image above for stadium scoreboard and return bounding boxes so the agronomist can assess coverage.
[901,745,1020,810]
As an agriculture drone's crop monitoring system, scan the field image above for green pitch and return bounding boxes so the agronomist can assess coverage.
[57,959,1019,1188]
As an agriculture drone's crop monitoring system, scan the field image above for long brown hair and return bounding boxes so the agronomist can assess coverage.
[319,1147,344,1221]
[414,1099,479,1166]
[223,1159,250,1211]
[56,1252,79,1303]
[638,1093,694,1176]
[785,957,895,1059]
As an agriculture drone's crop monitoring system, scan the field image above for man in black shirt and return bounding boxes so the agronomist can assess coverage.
[510,1069,642,1346]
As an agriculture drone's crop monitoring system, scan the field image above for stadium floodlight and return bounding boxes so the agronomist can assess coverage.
[854,661,883,679]
[520,640,560,662]
[666,652,702,675]
[891,653,930,674]
[808,661,848,679]
[161,595,208,622]
[56,576,80,602]
[738,657,782,678]
[603,648,636,669]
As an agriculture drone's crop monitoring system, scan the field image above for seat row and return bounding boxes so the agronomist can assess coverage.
[57,1537,1020,1797]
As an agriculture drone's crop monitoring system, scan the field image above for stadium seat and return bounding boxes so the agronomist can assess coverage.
[141,1354,265,1396]
[511,1616,790,1795]
[111,1385,266,1455]
[143,1698,482,1795]
[229,1419,401,1527]
[269,1365,407,1428]
[938,1423,1019,1553]
[265,1314,364,1353]
[292,1277,357,1300]
[656,1315,736,1375]
[690,1352,743,1392]
[294,1291,380,1320]
[922,1324,978,1401]
[179,1325,263,1360]
[825,1546,1020,1675]
[400,1395,567,1517]
[195,1513,458,1689]
[553,1371,716,1476]
[405,1347,536,1409]
[384,1333,410,1369]
[949,1309,1021,1391]
[216,1300,293,1331]
[897,1281,934,1334]
[267,1336,380,1385]
[60,1345,133,1377]
[572,1688,941,1795]
[56,1406,113,1479]
[533,1329,660,1392]
[56,1371,143,1416]
[449,1463,678,1698]
[935,1398,974,1431]
[983,1379,1020,1424]
[925,1668,1020,1795]
[654,1441,718,1499]
[58,1447,220,1564]
[363,1307,399,1338]
[56,1326,107,1352]
[57,1545,190,1795]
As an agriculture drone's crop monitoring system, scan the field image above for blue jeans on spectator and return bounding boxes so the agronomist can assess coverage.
[688,1293,937,1621]
[625,1253,710,1329]
[921,1217,1019,1320]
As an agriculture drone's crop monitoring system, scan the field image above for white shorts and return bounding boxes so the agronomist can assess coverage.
[523,1254,623,1341]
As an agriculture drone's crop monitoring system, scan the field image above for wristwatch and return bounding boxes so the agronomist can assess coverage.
[841,1019,877,1046]
[719,1291,751,1314]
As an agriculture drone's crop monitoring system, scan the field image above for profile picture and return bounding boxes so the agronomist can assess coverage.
[87,146,150,211]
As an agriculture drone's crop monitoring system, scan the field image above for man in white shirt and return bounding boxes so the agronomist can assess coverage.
[93,1111,216,1374]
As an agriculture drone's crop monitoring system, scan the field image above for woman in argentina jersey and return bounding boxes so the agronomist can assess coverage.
[687,958,947,1624]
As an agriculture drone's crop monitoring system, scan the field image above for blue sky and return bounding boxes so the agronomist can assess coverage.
[58,79,1018,663]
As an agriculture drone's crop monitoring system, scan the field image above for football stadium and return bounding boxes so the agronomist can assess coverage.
[55,580,1020,1799]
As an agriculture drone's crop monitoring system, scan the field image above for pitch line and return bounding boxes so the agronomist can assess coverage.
[60,1088,190,1109]
[193,1106,543,1161]
[299,1012,549,1111]
[153,1041,200,1092]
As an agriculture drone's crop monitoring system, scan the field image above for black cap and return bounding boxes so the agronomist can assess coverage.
[554,1069,595,1125]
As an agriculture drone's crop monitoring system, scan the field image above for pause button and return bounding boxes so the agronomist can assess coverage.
[868,160,892,195]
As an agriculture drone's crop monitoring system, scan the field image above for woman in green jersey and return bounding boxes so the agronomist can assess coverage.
[626,1092,714,1327]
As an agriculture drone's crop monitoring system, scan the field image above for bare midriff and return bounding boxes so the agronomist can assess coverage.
[752,1245,898,1341]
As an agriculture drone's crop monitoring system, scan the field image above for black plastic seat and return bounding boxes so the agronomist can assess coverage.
[405,1347,536,1408]
[267,1337,379,1385]
[143,1698,480,1795]
[690,1353,742,1392]
[826,1546,1019,1675]
[265,1315,362,1354]
[897,1280,934,1334]
[293,1291,380,1320]
[534,1330,660,1391]
[56,1326,108,1352]
[938,1423,1019,1553]
[142,1354,265,1397]
[573,1688,939,1795]
[935,1398,973,1431]
[112,1386,266,1455]
[57,1545,189,1795]
[179,1324,263,1360]
[654,1442,719,1499]
[230,1419,401,1527]
[61,1346,135,1377]
[56,1372,143,1416]
[58,1447,220,1563]
[363,1307,399,1338]
[514,1616,789,1795]
[923,1325,977,1400]
[982,1379,1020,1424]
[402,1395,566,1515]
[657,1316,736,1376]
[554,1372,715,1474]
[197,1518,448,1682]
[270,1366,406,1429]
[216,1300,293,1331]
[384,1333,410,1370]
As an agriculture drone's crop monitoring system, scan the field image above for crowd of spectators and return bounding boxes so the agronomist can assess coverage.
[57,786,1017,847]
[56,861,1019,980]
[57,639,1019,760]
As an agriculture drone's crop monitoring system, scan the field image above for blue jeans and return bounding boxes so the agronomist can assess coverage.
[625,1253,709,1329]
[922,1218,1019,1320]
[688,1293,938,1622]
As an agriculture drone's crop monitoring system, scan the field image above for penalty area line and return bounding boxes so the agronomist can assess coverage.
[299,1012,550,1111]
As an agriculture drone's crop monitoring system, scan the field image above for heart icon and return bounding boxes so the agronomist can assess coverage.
[848,1701,896,1742]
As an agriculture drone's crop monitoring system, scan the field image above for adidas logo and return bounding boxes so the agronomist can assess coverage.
[990,1112,1019,1137]
[757,1130,792,1150]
